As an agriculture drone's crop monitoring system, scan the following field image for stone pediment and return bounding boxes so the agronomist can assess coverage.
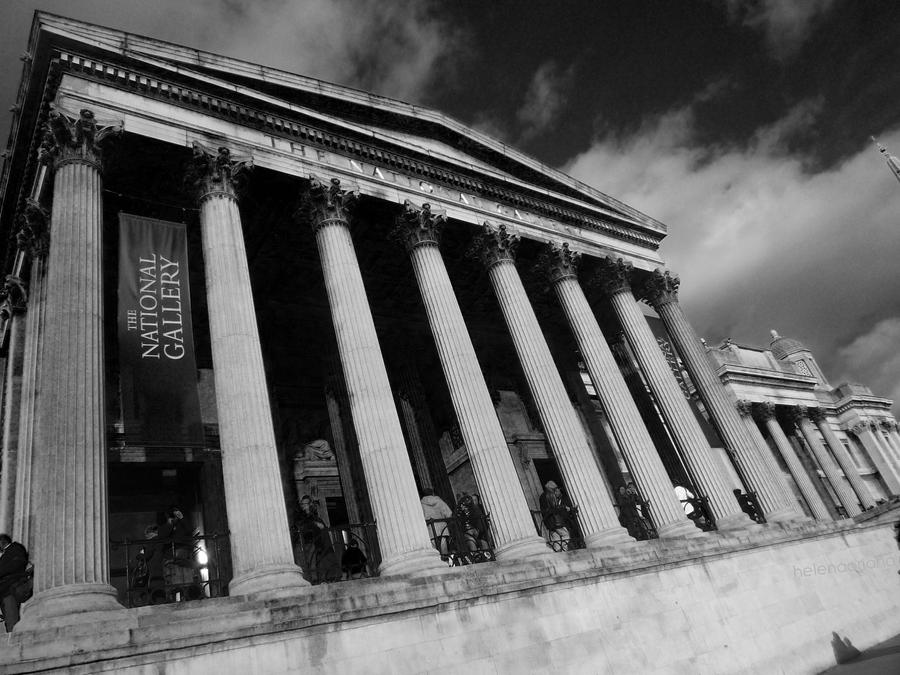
[30,12,665,239]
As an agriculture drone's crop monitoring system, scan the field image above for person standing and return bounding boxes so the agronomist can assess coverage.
[0,533,29,632]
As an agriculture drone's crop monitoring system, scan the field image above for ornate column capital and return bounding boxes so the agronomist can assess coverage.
[467,222,519,269]
[880,418,898,432]
[849,421,867,436]
[17,198,50,259]
[0,275,28,319]
[735,400,753,417]
[637,269,680,307]
[39,106,122,173]
[591,256,634,296]
[751,401,777,423]
[305,175,359,233]
[867,418,882,432]
[536,242,580,284]
[786,404,809,425]
[391,200,446,251]
[189,141,253,202]
[806,407,827,424]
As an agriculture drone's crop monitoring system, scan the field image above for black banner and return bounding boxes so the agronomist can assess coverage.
[117,214,203,446]
[644,314,724,449]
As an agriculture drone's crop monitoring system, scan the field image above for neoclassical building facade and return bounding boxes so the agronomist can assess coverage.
[0,13,898,673]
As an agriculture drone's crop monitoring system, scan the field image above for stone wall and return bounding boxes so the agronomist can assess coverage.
[5,520,899,674]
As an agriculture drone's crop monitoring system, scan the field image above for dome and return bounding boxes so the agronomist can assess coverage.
[769,330,808,360]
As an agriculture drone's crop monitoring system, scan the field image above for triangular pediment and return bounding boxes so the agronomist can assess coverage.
[30,12,666,237]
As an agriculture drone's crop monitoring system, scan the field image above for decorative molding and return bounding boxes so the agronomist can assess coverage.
[751,401,777,423]
[305,175,358,233]
[40,105,123,173]
[536,241,580,285]
[188,141,253,202]
[52,51,663,249]
[592,256,634,296]
[468,222,520,270]
[391,200,446,251]
[17,198,49,259]
[637,268,680,307]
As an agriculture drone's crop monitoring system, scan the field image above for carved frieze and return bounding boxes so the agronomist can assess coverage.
[39,106,122,173]
[188,141,253,202]
[536,242,580,285]
[637,268,680,307]
[468,222,520,269]
[391,200,446,251]
[305,175,359,233]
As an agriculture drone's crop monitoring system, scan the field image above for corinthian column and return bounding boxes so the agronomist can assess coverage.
[469,224,631,547]
[393,204,547,558]
[638,270,798,523]
[850,421,900,495]
[24,108,123,621]
[752,403,830,519]
[810,410,874,509]
[14,200,50,547]
[306,178,443,574]
[191,142,307,595]
[593,257,751,530]
[538,243,695,538]
[0,275,28,533]
[735,401,806,519]
[790,406,859,517]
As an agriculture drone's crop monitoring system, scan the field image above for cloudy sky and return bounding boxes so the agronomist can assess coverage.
[2,1,900,408]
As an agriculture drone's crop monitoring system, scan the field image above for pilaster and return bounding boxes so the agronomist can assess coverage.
[0,275,28,533]
[470,225,632,548]
[849,420,900,495]
[809,410,874,509]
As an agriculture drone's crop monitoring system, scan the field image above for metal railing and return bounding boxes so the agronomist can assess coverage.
[681,495,716,531]
[425,513,496,565]
[736,490,766,524]
[293,522,380,583]
[111,532,229,608]
[614,499,659,540]
[530,508,586,552]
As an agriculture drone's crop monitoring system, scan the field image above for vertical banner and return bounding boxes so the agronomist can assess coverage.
[644,314,724,449]
[118,214,204,446]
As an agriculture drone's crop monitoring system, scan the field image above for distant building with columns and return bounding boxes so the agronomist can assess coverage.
[0,13,898,673]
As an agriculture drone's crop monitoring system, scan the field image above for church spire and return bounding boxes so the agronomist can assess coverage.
[872,136,900,185]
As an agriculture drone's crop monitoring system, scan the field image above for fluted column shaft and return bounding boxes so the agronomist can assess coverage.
[596,263,749,529]
[641,272,798,522]
[794,411,859,516]
[13,255,46,546]
[27,151,119,618]
[853,425,900,494]
[757,407,830,519]
[192,143,306,595]
[324,387,361,524]
[544,254,693,537]
[814,417,875,509]
[309,180,442,575]
[472,226,631,547]
[0,304,26,533]
[399,210,546,558]
[397,393,433,491]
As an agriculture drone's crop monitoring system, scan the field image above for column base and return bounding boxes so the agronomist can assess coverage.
[583,525,635,548]
[656,518,708,539]
[378,546,447,577]
[716,512,763,532]
[229,563,310,598]
[494,534,555,561]
[19,583,123,630]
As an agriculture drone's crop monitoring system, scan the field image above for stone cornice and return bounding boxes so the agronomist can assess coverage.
[391,200,446,252]
[47,51,663,250]
[714,363,818,391]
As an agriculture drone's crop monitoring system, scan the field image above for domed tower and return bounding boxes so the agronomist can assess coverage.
[769,330,830,387]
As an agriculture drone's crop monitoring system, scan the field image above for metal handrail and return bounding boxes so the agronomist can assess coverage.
[614,498,659,540]
[530,507,586,552]
[425,513,496,566]
[293,522,380,583]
